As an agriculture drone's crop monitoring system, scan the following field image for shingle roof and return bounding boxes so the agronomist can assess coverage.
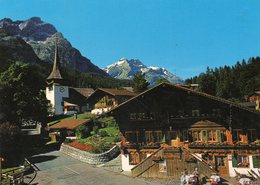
[63,88,94,105]
[98,88,137,96]
[190,120,223,128]
[49,119,91,130]
[107,82,260,115]
[73,88,94,97]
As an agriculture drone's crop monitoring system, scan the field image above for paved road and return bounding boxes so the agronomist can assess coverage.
[30,150,180,185]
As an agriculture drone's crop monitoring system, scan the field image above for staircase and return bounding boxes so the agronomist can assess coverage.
[181,147,217,178]
[131,147,164,177]
[131,146,217,179]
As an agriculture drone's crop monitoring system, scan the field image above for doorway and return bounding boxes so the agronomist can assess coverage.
[215,156,229,176]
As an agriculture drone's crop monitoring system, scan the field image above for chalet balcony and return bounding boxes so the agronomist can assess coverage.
[124,142,161,150]
[188,142,260,150]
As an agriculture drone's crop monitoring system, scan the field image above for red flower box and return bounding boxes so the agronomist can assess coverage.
[67,141,93,151]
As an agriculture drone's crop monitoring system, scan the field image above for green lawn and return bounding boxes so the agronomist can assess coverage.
[47,113,96,126]
[76,126,120,144]
[49,114,121,154]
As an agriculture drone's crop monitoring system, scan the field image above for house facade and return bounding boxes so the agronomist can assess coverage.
[107,83,260,178]
[86,88,136,115]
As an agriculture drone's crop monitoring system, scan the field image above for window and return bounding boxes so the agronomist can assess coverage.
[247,129,257,143]
[207,130,217,142]
[145,131,162,143]
[212,108,220,116]
[192,131,200,142]
[129,113,137,120]
[192,110,200,117]
[215,156,226,167]
[236,156,249,168]
[202,130,207,142]
[129,152,140,165]
[167,131,178,140]
[125,131,139,144]
[129,112,155,120]
[180,130,188,142]
[219,130,227,142]
[159,160,167,172]
[252,156,260,168]
[232,129,243,143]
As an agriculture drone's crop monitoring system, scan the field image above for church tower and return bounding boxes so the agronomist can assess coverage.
[46,41,69,115]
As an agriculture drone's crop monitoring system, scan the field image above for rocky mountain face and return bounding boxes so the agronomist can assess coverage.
[104,58,183,85]
[0,29,41,72]
[0,17,108,76]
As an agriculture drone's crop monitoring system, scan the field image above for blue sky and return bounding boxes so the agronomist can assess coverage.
[1,0,260,79]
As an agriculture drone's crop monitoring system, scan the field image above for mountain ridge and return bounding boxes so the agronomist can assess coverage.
[0,17,108,76]
[104,58,183,85]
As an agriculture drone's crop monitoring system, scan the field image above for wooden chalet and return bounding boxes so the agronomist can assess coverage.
[63,87,94,114]
[86,88,136,114]
[107,83,260,179]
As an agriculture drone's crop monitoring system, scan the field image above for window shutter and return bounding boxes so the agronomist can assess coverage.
[202,130,207,142]
[252,156,258,168]
[232,156,237,167]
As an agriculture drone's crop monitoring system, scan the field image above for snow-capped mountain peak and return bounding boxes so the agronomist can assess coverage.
[104,58,183,85]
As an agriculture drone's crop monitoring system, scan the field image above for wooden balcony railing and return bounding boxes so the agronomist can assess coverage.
[188,143,260,149]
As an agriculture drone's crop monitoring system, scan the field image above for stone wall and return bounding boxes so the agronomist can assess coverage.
[60,143,120,165]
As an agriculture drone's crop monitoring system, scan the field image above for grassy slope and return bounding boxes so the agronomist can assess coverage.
[47,113,96,126]
[48,114,120,153]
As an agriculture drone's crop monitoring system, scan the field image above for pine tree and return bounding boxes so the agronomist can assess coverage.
[133,72,150,93]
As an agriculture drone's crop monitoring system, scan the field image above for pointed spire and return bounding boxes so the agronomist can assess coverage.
[47,40,63,84]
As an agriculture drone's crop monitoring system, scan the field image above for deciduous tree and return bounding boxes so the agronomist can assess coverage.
[0,64,49,126]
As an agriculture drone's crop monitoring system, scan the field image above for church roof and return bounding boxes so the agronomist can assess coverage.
[47,42,63,83]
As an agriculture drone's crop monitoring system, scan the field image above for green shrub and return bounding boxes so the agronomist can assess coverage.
[98,117,117,127]
[76,125,89,139]
[91,143,111,154]
[64,138,72,143]
[114,135,122,142]
[93,125,99,134]
[99,130,109,137]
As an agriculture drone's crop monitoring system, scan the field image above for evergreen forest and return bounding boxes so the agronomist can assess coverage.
[185,57,260,102]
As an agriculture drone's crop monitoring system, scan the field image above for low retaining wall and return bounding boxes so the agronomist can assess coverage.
[60,143,120,165]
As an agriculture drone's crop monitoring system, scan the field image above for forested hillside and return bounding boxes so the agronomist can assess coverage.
[185,57,260,102]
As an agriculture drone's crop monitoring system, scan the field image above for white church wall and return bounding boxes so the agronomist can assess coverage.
[46,85,69,115]
[46,86,55,113]
[54,85,69,115]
